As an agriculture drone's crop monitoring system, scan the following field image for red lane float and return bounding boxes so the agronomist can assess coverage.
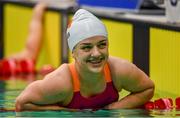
[154,98,173,109]
[144,98,175,110]
[1,59,17,76]
[19,59,35,74]
[0,59,36,77]
[176,97,180,109]
[0,60,3,76]
[144,101,155,110]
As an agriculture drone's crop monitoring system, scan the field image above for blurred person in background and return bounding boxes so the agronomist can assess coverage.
[9,3,47,63]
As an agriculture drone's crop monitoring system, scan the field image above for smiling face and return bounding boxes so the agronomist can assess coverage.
[72,36,109,73]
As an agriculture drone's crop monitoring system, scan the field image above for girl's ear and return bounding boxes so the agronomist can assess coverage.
[72,51,75,58]
[72,53,74,58]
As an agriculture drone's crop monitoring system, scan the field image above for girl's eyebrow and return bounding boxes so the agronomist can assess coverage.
[80,39,107,46]
[98,39,107,43]
[80,43,92,46]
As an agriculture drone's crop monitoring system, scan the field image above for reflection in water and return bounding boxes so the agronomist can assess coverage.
[1,74,42,91]
[1,75,180,117]
[0,75,42,112]
[15,109,152,117]
[150,109,180,117]
[0,80,6,113]
[1,108,180,117]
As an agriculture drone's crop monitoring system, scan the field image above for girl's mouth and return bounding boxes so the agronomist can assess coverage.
[87,56,105,67]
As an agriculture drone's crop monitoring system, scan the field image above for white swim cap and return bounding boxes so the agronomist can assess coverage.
[67,9,108,51]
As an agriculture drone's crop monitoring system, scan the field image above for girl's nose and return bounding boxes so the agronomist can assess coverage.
[91,47,101,57]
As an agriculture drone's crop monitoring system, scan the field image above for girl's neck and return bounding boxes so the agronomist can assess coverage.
[75,63,104,85]
[74,63,106,97]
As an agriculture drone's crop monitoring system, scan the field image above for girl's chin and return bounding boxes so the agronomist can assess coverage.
[87,63,104,73]
[88,68,103,73]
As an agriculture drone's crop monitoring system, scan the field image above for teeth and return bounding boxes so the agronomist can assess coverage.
[88,56,104,64]
[90,60,101,63]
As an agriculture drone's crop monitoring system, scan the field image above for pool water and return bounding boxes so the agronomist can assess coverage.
[0,75,180,117]
[1,109,152,117]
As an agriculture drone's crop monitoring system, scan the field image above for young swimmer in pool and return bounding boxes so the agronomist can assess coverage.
[15,9,154,111]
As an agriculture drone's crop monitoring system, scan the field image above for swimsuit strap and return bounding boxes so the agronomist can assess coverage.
[68,63,112,92]
[103,63,112,83]
[68,63,80,92]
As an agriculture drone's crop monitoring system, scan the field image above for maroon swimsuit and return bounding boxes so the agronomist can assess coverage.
[65,63,119,109]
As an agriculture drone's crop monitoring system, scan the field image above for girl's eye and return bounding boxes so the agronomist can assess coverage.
[98,42,107,49]
[80,45,92,51]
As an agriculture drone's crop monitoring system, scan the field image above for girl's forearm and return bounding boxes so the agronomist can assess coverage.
[105,87,154,109]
